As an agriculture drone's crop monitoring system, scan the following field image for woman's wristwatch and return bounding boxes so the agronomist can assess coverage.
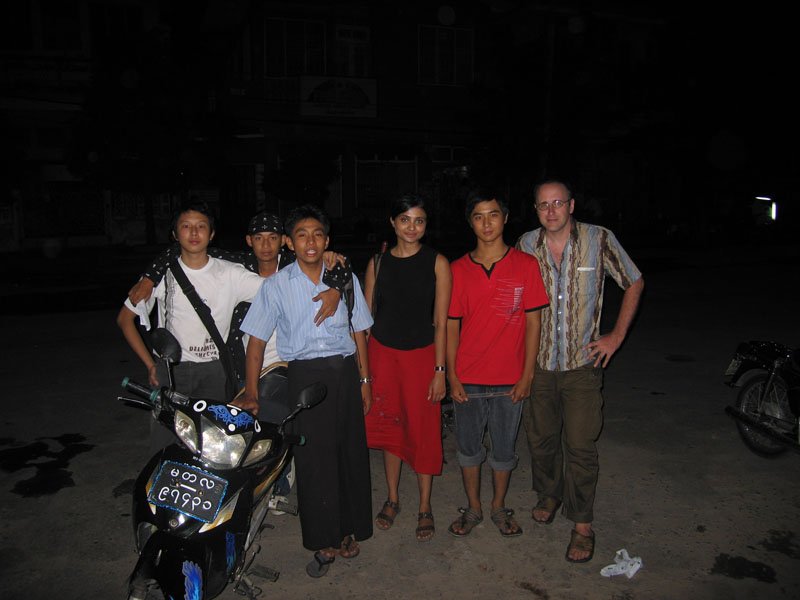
[434,365,446,372]
[359,376,373,384]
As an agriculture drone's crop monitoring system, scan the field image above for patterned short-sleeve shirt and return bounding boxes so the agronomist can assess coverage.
[516,221,642,371]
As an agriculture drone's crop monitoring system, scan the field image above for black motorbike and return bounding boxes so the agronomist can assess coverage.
[724,340,800,456]
[119,328,325,599]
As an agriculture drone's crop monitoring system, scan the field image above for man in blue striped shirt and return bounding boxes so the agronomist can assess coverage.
[240,204,374,578]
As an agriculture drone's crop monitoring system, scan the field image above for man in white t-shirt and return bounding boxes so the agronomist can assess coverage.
[117,202,263,408]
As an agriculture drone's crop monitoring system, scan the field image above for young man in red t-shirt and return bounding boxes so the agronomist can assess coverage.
[446,189,549,538]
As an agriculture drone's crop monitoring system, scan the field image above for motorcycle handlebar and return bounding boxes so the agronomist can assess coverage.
[121,377,159,405]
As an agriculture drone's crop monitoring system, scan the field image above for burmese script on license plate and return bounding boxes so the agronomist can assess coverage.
[148,461,228,523]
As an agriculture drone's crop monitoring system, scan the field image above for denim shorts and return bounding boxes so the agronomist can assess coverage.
[453,385,522,471]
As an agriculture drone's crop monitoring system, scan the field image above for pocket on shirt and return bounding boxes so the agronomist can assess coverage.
[576,265,599,296]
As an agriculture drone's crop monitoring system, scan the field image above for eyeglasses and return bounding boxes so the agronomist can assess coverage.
[535,199,570,212]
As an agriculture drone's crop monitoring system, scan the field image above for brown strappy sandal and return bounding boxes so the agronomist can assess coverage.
[375,499,400,530]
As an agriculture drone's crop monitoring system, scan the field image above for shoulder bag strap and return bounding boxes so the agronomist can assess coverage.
[371,241,388,318]
[169,257,238,399]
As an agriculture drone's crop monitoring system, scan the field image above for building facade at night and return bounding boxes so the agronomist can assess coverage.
[4,1,723,253]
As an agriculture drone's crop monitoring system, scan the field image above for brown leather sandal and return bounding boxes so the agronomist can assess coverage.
[565,529,596,563]
[416,512,435,542]
[375,499,400,530]
[339,535,360,559]
[532,496,561,525]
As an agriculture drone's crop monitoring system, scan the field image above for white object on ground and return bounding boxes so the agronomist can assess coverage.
[600,548,642,579]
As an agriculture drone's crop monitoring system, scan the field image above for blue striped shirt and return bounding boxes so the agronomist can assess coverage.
[240,261,373,361]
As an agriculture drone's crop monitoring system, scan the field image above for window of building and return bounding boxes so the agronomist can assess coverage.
[88,2,143,52]
[334,25,371,77]
[40,0,82,52]
[265,18,326,77]
[418,25,473,86]
[0,0,34,52]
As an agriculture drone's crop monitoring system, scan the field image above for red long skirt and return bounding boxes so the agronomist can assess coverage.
[365,337,443,475]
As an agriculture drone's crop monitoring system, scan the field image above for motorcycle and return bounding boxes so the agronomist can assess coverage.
[119,328,325,599]
[724,340,800,456]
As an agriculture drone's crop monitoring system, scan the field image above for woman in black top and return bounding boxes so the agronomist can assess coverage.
[363,194,452,542]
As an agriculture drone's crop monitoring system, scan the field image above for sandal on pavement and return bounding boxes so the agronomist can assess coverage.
[375,500,400,530]
[565,529,596,563]
[532,496,561,525]
[306,551,335,578]
[447,507,483,537]
[416,512,435,542]
[339,535,360,559]
[490,507,523,537]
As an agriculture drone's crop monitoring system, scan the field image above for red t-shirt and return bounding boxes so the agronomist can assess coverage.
[448,247,549,385]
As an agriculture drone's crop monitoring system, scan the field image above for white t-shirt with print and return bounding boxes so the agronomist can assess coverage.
[126,256,264,363]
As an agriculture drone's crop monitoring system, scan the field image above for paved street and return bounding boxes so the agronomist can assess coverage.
[1,245,799,599]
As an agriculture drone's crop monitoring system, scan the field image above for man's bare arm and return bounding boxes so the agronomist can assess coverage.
[511,310,541,402]
[232,336,267,416]
[116,305,158,386]
[587,277,644,367]
[446,318,467,403]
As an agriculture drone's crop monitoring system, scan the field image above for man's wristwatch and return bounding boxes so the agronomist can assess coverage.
[359,376,373,384]
[434,365,446,372]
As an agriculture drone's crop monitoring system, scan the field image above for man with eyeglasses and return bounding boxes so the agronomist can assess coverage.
[516,179,644,563]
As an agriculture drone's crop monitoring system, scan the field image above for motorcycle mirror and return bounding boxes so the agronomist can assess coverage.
[296,382,327,410]
[150,328,181,364]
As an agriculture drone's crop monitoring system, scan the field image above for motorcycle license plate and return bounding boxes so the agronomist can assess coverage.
[725,358,741,376]
[148,461,228,523]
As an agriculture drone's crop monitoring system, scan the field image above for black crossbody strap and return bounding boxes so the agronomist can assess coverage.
[169,257,238,399]
[371,241,388,318]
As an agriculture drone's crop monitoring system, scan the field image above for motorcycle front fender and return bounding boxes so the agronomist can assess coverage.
[128,529,242,599]
[724,341,791,386]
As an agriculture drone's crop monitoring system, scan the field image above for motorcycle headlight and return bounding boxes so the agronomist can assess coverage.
[242,439,273,467]
[200,416,249,469]
[174,411,198,453]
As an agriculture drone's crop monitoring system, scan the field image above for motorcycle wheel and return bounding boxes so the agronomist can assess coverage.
[735,374,791,456]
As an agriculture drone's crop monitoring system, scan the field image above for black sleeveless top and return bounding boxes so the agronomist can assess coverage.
[371,244,438,350]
